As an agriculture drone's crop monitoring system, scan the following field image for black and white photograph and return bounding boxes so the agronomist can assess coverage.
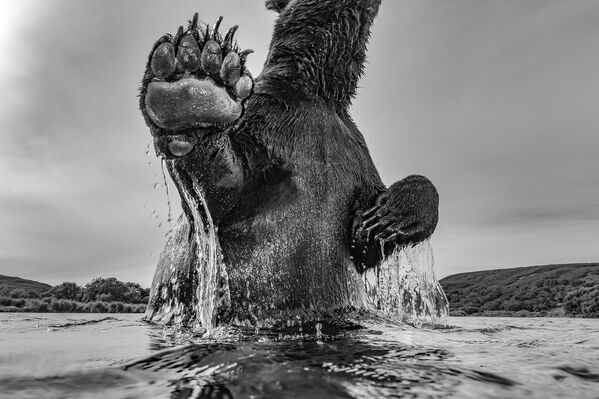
[1,0,598,397]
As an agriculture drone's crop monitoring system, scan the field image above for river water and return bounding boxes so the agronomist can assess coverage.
[1,313,598,398]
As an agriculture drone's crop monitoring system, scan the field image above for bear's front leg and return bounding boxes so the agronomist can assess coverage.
[351,175,439,271]
[139,13,259,223]
[139,14,260,326]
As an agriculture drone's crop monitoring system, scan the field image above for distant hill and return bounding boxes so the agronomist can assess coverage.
[439,263,599,317]
[0,275,52,295]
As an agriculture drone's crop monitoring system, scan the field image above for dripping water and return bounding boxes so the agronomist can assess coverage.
[146,142,170,231]
[160,159,173,226]
[364,240,449,326]
[169,167,229,330]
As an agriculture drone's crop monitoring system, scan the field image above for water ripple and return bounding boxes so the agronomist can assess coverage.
[1,314,599,398]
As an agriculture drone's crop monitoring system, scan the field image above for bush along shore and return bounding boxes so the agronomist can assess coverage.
[0,277,149,313]
[0,297,146,313]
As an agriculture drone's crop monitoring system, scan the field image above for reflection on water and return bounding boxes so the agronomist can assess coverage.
[1,314,598,398]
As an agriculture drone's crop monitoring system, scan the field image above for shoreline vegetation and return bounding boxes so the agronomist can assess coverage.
[0,298,146,313]
[3,263,598,317]
[0,275,148,313]
[440,263,599,318]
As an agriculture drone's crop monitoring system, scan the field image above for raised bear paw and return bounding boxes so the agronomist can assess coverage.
[351,175,439,271]
[140,13,253,156]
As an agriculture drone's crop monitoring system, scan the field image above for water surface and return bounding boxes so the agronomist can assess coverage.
[1,313,598,398]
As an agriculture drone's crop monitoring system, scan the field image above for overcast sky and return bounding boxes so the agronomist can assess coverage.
[1,0,598,287]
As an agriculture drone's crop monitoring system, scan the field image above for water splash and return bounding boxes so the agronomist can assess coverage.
[364,240,449,326]
[191,179,229,329]
[145,158,229,331]
[171,168,229,330]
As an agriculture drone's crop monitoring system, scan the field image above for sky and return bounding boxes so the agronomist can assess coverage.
[0,0,598,287]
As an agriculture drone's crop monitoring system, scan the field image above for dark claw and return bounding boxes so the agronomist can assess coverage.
[375,228,406,242]
[361,213,379,229]
[224,25,239,46]
[379,219,419,243]
[190,12,199,31]
[368,218,395,241]
[373,230,386,241]
[174,26,184,44]
[362,205,378,219]
[211,16,224,38]
[362,207,390,229]
[382,231,404,242]
[364,219,384,233]
[239,49,254,63]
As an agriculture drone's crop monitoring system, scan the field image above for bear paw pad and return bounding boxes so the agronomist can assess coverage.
[142,14,253,133]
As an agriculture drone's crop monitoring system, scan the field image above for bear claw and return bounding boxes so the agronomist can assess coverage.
[223,25,239,48]
[210,16,224,39]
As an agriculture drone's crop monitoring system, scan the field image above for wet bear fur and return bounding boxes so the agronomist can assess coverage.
[143,0,439,323]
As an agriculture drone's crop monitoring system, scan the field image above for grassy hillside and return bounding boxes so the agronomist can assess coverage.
[439,263,599,317]
[0,275,51,295]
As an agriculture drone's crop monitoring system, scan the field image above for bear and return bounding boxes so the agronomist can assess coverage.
[139,0,439,327]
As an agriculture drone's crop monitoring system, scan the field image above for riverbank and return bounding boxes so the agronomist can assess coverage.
[449,308,568,317]
[440,263,599,318]
[0,297,146,313]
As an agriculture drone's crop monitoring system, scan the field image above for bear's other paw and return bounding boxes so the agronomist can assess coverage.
[141,13,254,137]
[351,175,439,271]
